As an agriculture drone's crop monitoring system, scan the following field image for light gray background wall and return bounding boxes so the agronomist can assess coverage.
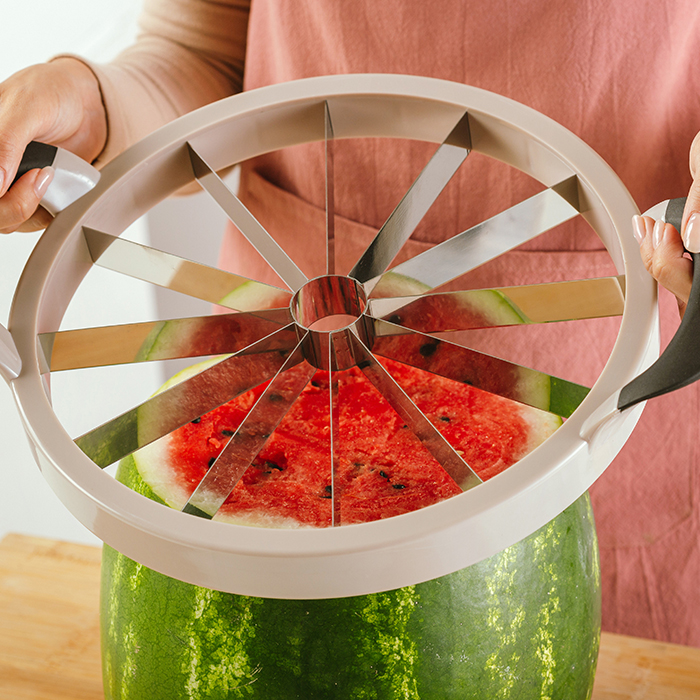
[0,2,229,545]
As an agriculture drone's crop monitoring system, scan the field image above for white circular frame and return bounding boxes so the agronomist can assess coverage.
[7,74,655,598]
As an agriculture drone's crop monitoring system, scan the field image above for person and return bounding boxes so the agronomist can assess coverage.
[1,0,699,646]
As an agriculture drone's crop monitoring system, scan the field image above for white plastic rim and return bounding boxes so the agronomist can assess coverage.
[7,74,655,598]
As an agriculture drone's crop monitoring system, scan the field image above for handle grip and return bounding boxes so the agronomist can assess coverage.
[0,142,101,382]
[11,140,100,216]
[618,197,700,410]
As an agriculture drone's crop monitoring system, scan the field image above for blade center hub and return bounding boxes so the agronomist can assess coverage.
[291,275,371,370]
[291,275,367,331]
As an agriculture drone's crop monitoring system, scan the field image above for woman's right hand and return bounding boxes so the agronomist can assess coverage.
[0,57,107,233]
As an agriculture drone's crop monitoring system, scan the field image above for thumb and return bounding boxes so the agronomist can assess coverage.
[681,131,700,252]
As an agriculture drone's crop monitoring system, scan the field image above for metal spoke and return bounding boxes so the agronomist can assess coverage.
[74,325,299,467]
[350,112,471,289]
[325,102,336,275]
[370,319,589,418]
[369,178,579,294]
[347,329,481,491]
[83,227,291,311]
[39,308,291,372]
[182,336,316,519]
[368,276,626,332]
[188,143,308,291]
[328,339,340,526]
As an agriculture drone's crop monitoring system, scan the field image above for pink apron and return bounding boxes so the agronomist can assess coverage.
[216,0,700,645]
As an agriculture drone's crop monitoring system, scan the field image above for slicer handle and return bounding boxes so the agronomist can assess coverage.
[0,142,100,383]
[13,140,100,216]
[618,197,700,410]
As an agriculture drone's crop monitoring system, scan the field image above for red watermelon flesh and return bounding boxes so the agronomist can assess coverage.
[137,357,560,528]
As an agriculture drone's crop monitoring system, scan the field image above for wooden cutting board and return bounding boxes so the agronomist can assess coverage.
[0,532,699,699]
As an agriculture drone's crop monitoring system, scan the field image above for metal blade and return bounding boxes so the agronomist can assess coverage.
[328,339,341,526]
[370,319,589,418]
[325,101,336,275]
[39,308,291,371]
[188,143,308,292]
[83,227,291,311]
[350,112,471,288]
[347,329,482,491]
[370,179,579,294]
[368,276,626,332]
[182,337,316,519]
[74,325,299,467]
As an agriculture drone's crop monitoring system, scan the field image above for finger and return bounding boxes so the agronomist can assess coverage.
[681,131,700,238]
[0,129,31,200]
[635,215,692,315]
[0,167,54,234]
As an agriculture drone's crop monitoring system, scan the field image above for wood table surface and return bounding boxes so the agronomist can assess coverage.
[0,532,699,699]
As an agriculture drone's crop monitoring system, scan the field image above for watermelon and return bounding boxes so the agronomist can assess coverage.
[100,277,601,699]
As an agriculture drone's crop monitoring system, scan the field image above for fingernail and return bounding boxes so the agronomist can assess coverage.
[652,219,665,249]
[683,212,700,253]
[34,166,54,199]
[632,215,645,244]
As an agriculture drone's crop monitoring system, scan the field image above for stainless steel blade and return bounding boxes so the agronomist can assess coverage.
[368,276,626,332]
[188,143,308,291]
[83,227,291,311]
[74,325,299,467]
[325,101,336,275]
[182,337,316,519]
[328,339,340,526]
[347,329,482,491]
[39,308,291,372]
[371,319,589,418]
[370,180,579,293]
[350,112,471,288]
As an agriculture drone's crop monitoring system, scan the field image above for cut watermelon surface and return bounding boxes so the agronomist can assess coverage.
[134,356,561,527]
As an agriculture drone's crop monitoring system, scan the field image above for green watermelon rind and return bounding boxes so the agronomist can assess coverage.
[101,467,601,700]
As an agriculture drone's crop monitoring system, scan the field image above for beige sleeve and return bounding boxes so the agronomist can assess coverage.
[60,0,251,168]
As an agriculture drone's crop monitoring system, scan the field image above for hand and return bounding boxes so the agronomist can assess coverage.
[633,215,693,317]
[0,58,107,233]
[634,131,700,318]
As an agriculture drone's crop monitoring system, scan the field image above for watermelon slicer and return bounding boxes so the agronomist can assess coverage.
[0,74,694,598]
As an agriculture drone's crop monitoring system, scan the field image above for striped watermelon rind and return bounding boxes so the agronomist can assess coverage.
[102,458,600,699]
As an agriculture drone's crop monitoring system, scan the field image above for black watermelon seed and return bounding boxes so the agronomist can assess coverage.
[419,342,438,357]
[191,417,202,424]
[207,457,216,468]
[440,416,451,422]
[357,360,371,370]
[379,470,389,479]
[311,380,321,388]
[268,393,284,402]
[221,429,234,436]
[388,314,402,324]
[393,484,406,490]
[324,485,333,493]
[265,461,284,471]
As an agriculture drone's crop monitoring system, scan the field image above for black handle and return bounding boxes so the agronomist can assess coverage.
[618,197,700,410]
[11,141,57,186]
